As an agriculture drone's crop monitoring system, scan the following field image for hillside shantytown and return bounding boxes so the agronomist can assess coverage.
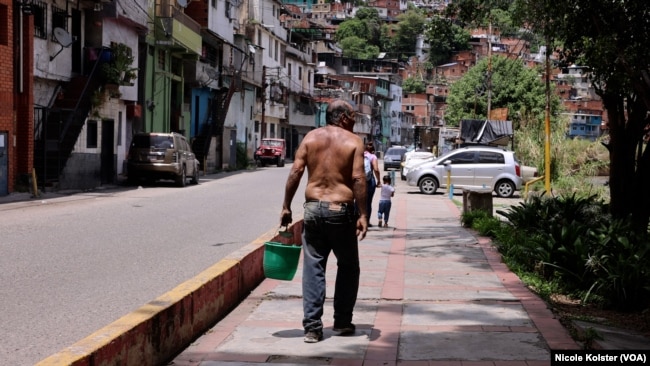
[0,0,604,195]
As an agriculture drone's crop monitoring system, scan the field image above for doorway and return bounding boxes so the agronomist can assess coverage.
[229,129,237,168]
[101,120,115,184]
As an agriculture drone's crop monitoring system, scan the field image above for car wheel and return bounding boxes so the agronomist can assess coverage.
[277,157,284,167]
[190,165,199,185]
[495,179,515,198]
[418,176,438,195]
[176,167,186,187]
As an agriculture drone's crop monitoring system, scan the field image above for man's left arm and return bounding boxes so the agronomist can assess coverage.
[281,146,306,226]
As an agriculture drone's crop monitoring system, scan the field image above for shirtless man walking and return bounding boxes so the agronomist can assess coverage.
[281,100,368,343]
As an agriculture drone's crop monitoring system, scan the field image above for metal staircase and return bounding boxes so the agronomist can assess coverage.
[33,49,107,188]
[192,74,241,170]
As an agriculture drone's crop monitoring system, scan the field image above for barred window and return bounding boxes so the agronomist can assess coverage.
[32,0,47,39]
[51,3,68,41]
[201,44,217,67]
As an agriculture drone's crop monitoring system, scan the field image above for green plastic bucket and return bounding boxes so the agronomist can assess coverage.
[263,241,302,280]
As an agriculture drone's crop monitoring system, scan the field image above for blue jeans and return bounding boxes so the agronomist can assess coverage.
[301,201,360,333]
[378,200,392,223]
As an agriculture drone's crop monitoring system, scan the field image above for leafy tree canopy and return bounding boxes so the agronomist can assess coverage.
[445,55,559,127]
[423,16,471,66]
[389,9,427,60]
[402,77,426,94]
[336,19,369,42]
[337,7,384,53]
[340,36,380,60]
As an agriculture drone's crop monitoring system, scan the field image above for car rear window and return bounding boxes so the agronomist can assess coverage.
[132,135,174,149]
[386,148,407,156]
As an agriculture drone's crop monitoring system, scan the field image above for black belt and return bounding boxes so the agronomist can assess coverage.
[305,200,353,211]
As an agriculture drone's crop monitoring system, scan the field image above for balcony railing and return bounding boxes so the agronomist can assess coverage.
[155,5,201,55]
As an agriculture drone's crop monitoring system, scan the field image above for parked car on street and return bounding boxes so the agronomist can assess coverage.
[254,138,286,167]
[401,151,436,180]
[405,145,523,198]
[383,146,408,171]
[521,165,539,183]
[126,132,200,187]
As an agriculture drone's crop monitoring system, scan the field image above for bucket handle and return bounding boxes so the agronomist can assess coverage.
[278,224,293,239]
[275,224,302,246]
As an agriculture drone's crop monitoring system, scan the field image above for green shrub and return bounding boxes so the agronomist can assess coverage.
[472,215,505,237]
[492,194,649,311]
[460,209,491,228]
[585,219,650,311]
[236,142,249,169]
[468,122,650,311]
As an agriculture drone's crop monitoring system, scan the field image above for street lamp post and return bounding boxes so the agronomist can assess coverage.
[261,65,266,139]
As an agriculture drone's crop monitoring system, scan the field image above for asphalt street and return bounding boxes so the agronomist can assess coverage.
[0,166,305,366]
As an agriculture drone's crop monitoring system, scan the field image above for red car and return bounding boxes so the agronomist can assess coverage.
[254,138,286,167]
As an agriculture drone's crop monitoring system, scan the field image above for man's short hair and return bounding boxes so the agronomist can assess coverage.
[326,101,353,125]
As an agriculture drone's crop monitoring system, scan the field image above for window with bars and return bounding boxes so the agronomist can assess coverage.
[32,1,47,39]
[51,3,68,41]
[201,44,217,67]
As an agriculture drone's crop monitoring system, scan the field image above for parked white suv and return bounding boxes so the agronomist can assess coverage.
[405,146,523,198]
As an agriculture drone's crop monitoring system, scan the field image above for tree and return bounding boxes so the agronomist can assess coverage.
[336,19,368,42]
[402,77,426,94]
[422,16,470,66]
[445,55,558,127]
[512,0,650,231]
[337,7,385,57]
[390,9,427,60]
[340,36,380,60]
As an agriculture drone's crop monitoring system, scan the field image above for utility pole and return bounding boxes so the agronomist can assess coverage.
[486,22,492,119]
[544,39,551,193]
[261,65,266,139]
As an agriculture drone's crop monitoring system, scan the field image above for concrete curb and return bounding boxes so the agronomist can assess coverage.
[36,222,304,366]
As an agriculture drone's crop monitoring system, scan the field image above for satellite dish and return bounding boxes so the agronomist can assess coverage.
[50,28,74,61]
[53,28,73,47]
[177,0,188,8]
[206,68,219,79]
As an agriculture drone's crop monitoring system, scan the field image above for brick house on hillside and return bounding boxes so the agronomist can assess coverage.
[402,93,430,127]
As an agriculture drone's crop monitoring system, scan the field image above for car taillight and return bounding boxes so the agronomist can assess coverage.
[515,164,521,177]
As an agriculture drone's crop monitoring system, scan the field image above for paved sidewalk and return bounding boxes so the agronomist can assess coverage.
[170,181,580,366]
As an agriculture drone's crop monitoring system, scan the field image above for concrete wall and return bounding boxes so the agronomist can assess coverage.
[36,221,303,366]
[59,153,101,190]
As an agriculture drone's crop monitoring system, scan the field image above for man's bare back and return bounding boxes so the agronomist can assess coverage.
[281,100,368,239]
[300,126,365,203]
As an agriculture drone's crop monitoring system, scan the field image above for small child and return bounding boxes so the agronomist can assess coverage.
[377,175,395,228]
